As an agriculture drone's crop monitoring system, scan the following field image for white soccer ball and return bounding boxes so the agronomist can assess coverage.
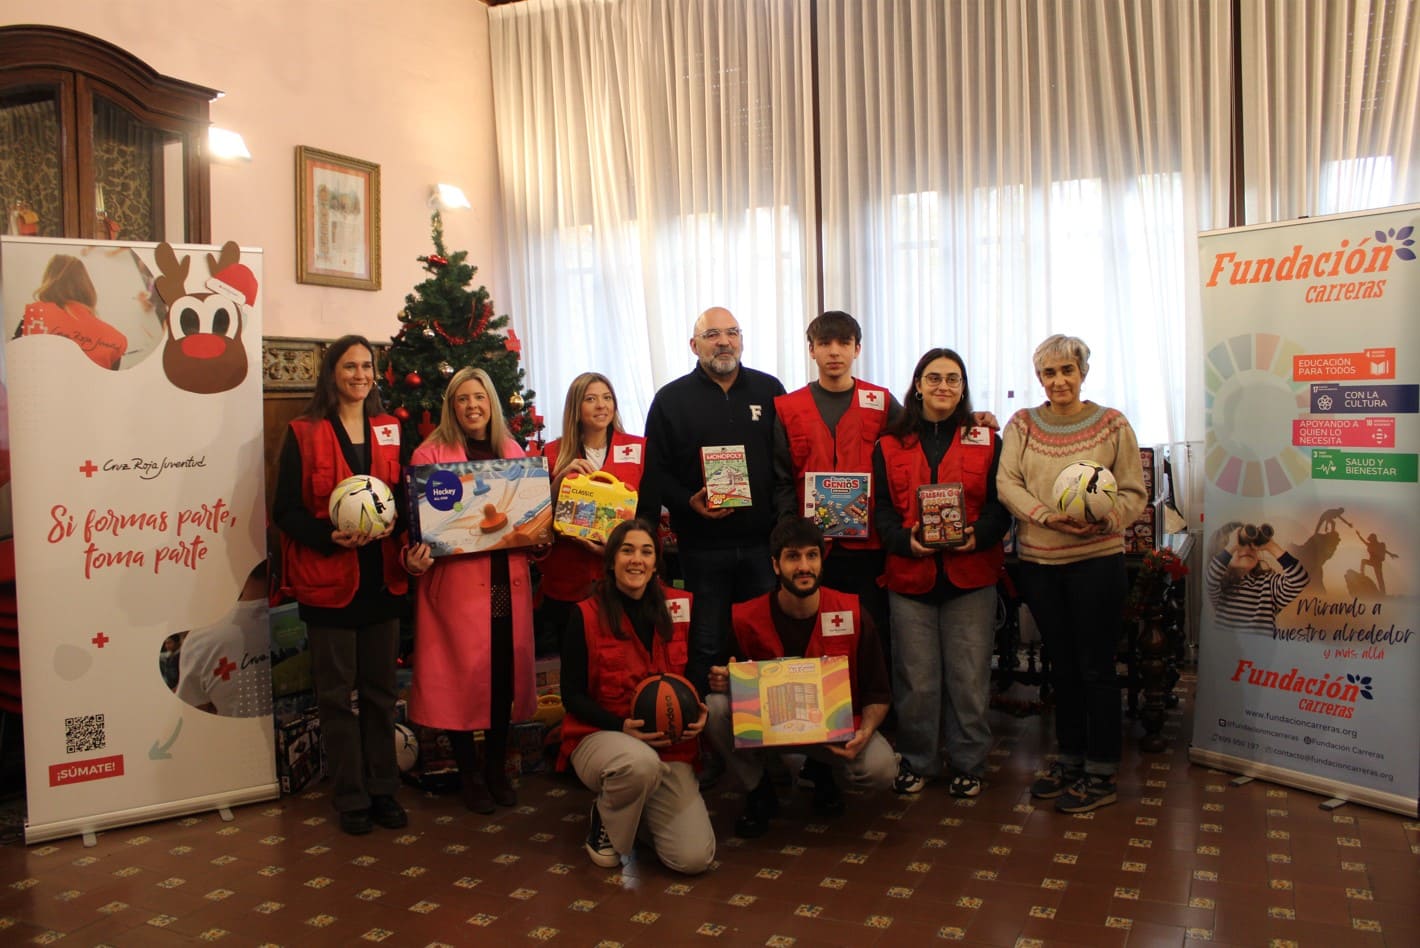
[1052,460,1118,523]
[328,475,397,536]
[394,723,419,772]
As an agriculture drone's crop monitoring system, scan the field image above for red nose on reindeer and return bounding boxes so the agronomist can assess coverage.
[182,335,229,360]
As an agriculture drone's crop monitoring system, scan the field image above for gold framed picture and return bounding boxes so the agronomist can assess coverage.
[295,146,381,290]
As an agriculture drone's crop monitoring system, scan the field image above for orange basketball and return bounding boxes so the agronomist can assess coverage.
[630,673,701,744]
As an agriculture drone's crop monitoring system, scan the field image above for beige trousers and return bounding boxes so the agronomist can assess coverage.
[570,730,716,875]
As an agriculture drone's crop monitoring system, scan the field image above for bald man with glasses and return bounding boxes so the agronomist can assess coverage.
[637,307,786,705]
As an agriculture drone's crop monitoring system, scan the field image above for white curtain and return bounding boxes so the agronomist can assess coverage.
[1241,0,1420,222]
[817,0,1232,444]
[489,0,816,435]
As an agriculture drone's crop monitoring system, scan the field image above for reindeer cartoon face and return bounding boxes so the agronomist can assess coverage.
[153,240,255,395]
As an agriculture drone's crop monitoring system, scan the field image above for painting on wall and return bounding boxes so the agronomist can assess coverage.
[295,145,381,290]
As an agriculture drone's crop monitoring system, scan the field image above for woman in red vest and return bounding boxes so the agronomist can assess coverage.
[403,367,537,814]
[273,335,409,836]
[558,518,714,874]
[872,348,1009,800]
[17,253,127,370]
[537,372,645,655]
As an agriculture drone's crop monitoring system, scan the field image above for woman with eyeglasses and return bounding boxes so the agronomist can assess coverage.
[872,348,1009,801]
[996,334,1146,814]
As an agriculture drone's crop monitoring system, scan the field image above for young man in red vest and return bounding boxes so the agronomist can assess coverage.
[704,518,895,838]
[772,312,898,638]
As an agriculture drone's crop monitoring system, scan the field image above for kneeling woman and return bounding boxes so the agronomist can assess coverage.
[558,519,714,874]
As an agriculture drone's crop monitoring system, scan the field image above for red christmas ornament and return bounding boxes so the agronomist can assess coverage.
[393,406,410,421]
[384,364,396,386]
[417,409,436,439]
[505,328,523,354]
[428,254,448,267]
[405,372,423,388]
[510,416,524,433]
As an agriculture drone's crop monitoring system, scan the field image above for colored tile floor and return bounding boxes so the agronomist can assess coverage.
[0,673,1415,947]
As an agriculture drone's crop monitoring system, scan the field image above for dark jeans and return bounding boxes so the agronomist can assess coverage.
[308,618,401,812]
[679,543,776,693]
[1017,555,1127,776]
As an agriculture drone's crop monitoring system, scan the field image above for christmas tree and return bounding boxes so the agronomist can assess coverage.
[378,212,542,447]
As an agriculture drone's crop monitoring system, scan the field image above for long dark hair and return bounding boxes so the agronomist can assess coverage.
[596,518,673,642]
[884,347,974,439]
[300,334,384,420]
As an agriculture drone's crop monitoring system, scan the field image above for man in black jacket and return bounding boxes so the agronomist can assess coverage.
[637,306,785,695]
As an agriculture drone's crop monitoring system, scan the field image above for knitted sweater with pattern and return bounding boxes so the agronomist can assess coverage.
[996,402,1148,565]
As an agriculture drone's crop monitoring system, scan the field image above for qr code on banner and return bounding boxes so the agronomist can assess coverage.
[65,714,106,755]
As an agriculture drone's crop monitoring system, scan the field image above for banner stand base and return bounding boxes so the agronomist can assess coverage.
[26,783,279,845]
[1319,798,1349,812]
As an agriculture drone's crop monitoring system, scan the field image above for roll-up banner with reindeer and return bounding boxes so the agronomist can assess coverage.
[0,236,275,843]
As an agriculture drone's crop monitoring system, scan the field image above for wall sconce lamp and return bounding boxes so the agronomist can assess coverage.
[208,127,252,161]
[431,183,472,211]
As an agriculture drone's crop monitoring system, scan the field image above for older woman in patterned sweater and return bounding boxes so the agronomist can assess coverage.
[996,334,1146,813]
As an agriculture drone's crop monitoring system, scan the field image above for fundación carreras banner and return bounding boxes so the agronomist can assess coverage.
[1192,205,1418,817]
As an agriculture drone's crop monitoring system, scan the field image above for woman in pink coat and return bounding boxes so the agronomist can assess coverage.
[405,367,537,813]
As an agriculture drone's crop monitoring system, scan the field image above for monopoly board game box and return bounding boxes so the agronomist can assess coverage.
[803,472,871,539]
[554,470,638,544]
[728,655,855,748]
[701,444,752,509]
[405,457,554,557]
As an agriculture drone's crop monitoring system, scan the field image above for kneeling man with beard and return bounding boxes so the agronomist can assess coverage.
[704,518,896,838]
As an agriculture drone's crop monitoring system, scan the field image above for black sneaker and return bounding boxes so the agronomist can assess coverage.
[1055,775,1118,814]
[370,795,408,829]
[892,758,926,795]
[734,775,779,838]
[339,809,373,835]
[585,804,619,868]
[947,773,982,798]
[1029,761,1082,800]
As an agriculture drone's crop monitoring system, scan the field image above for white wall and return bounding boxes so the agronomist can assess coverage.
[3,0,507,341]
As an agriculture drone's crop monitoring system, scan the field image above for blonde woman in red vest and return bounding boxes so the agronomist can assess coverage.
[537,372,645,655]
[557,518,714,874]
[273,335,408,835]
[872,348,1010,800]
[403,367,537,814]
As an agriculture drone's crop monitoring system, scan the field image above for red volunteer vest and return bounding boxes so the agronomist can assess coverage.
[279,414,408,607]
[774,382,891,550]
[732,587,864,723]
[558,585,698,767]
[539,431,646,602]
[878,431,1004,595]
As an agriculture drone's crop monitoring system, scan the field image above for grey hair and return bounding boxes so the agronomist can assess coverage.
[1032,334,1091,376]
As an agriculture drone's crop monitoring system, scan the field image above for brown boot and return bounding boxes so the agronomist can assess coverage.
[461,770,495,814]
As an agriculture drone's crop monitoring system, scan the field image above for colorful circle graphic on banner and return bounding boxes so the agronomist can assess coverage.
[1204,332,1311,496]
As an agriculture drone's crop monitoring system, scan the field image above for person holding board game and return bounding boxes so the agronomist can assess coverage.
[637,306,785,697]
[996,334,1146,813]
[872,348,1010,800]
[771,311,899,642]
[404,367,538,814]
[557,519,714,874]
[703,517,895,838]
[538,372,645,655]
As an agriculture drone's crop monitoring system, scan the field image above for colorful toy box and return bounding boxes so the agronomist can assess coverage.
[701,444,752,509]
[275,709,324,795]
[405,457,553,556]
[728,655,855,748]
[553,470,637,544]
[803,472,871,539]
[917,482,965,547]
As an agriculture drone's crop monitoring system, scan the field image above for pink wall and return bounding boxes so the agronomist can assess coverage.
[2,0,508,341]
